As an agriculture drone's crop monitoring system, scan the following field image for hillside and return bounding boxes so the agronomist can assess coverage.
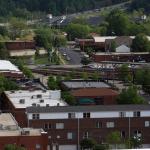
[0,0,129,17]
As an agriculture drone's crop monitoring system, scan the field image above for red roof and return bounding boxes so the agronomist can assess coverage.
[71,88,118,97]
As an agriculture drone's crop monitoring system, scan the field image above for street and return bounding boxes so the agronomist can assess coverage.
[59,48,84,65]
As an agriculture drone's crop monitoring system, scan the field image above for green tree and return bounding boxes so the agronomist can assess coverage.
[106,9,130,36]
[13,59,33,78]
[117,86,145,104]
[132,34,150,52]
[47,75,59,90]
[119,64,130,82]
[81,57,91,66]
[0,75,19,93]
[53,35,67,48]
[34,28,53,48]
[92,72,100,80]
[106,131,121,149]
[80,138,97,150]
[0,42,9,59]
[135,68,150,94]
[66,23,90,40]
[110,40,117,52]
[81,72,89,80]
[93,144,108,150]
[22,66,33,79]
[0,26,9,37]
[62,91,76,105]
[9,18,27,39]
[4,144,25,150]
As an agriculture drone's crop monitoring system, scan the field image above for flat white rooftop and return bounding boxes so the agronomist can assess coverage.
[0,113,46,136]
[5,90,67,109]
[0,60,21,72]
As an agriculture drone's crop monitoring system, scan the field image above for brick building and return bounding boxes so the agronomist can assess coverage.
[26,105,150,150]
[1,90,67,127]
[0,113,48,150]
[5,41,36,57]
[71,88,118,105]
[0,60,24,79]
[92,52,150,62]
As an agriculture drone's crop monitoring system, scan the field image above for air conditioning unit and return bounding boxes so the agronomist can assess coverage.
[37,94,42,98]
[21,130,30,135]
[19,99,25,104]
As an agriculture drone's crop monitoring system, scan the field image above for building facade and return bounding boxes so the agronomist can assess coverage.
[0,113,48,150]
[1,90,67,127]
[26,105,150,150]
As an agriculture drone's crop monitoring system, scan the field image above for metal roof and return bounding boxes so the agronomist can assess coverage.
[26,105,150,113]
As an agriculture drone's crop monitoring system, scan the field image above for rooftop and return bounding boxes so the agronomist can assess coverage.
[26,105,150,113]
[62,80,110,89]
[0,113,46,136]
[0,60,21,72]
[71,88,118,97]
[94,52,150,55]
[4,90,67,109]
[92,36,150,43]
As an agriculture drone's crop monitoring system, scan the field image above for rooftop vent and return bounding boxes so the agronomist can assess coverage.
[37,94,42,98]
[19,99,25,104]
[40,99,44,103]
[57,103,60,106]
[32,103,36,107]
[46,104,49,107]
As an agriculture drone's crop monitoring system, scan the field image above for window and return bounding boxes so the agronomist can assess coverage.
[134,130,142,138]
[68,113,75,118]
[83,113,90,118]
[119,112,126,117]
[67,132,73,139]
[44,123,52,129]
[49,124,52,129]
[106,122,114,128]
[32,114,40,120]
[145,121,150,127]
[121,131,126,138]
[96,121,102,128]
[83,131,89,139]
[56,123,64,129]
[44,123,48,129]
[36,144,41,149]
[133,111,141,117]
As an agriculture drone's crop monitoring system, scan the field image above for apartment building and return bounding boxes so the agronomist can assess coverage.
[26,105,150,150]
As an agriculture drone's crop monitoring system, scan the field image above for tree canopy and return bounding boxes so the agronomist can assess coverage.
[131,34,150,52]
[0,0,128,17]
[117,86,145,104]
[131,0,150,14]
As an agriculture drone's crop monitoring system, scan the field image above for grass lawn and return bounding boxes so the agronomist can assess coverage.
[35,55,50,65]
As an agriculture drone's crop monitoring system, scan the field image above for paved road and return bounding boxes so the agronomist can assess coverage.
[59,48,84,65]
